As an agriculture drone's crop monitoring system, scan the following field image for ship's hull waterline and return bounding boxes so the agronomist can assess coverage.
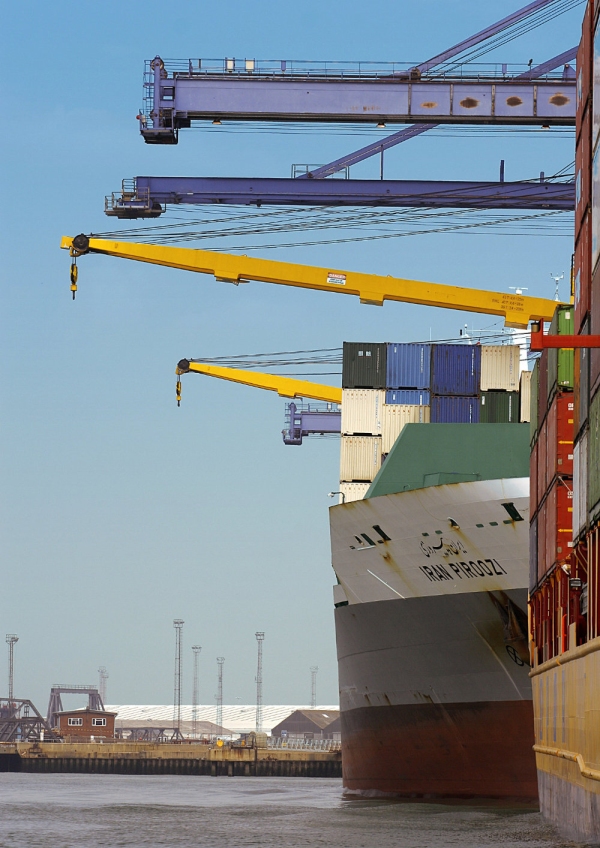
[330,479,536,801]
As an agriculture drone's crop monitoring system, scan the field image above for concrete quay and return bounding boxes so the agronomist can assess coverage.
[0,741,342,777]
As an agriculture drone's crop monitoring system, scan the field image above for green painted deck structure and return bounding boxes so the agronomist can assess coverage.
[366,423,530,498]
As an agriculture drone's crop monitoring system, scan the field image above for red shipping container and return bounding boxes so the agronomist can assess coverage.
[537,415,548,507]
[590,262,600,398]
[530,439,539,517]
[544,479,574,574]
[576,3,592,131]
[575,106,591,232]
[537,498,547,583]
[575,211,591,332]
[538,349,549,425]
[546,392,575,482]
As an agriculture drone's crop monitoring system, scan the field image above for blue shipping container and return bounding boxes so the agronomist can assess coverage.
[386,390,431,405]
[386,343,431,389]
[431,396,480,423]
[430,345,481,396]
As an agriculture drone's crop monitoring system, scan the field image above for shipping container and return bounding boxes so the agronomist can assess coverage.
[548,306,575,397]
[588,387,600,513]
[342,342,387,389]
[590,263,600,397]
[530,360,539,443]
[479,391,520,423]
[575,211,591,332]
[520,370,532,423]
[576,106,591,232]
[340,389,385,435]
[538,349,549,425]
[594,15,600,153]
[339,435,382,482]
[546,392,575,482]
[592,142,600,273]
[536,498,547,585]
[385,343,431,389]
[479,345,520,392]
[430,395,479,423]
[577,3,592,130]
[529,516,538,591]
[538,416,548,508]
[573,429,589,539]
[381,404,430,453]
[338,482,370,503]
[575,316,590,439]
[544,479,574,574]
[385,389,431,405]
[430,345,481,396]
[530,438,539,517]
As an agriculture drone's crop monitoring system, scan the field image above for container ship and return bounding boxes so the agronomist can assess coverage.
[329,340,539,800]
[526,2,600,840]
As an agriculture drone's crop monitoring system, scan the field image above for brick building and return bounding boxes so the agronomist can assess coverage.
[56,708,116,739]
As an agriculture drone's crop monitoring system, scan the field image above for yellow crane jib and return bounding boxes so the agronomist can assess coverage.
[175,360,342,406]
[60,234,563,328]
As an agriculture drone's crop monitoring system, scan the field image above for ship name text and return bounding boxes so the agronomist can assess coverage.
[419,559,507,582]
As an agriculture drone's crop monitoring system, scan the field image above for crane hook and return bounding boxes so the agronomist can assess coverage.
[176,379,182,407]
[70,259,78,300]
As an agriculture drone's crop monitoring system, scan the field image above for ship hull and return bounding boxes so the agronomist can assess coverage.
[331,480,536,801]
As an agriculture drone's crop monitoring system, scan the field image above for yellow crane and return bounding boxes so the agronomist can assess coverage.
[175,359,341,406]
[61,234,563,328]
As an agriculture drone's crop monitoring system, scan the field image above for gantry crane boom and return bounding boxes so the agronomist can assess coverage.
[175,360,341,404]
[61,234,563,328]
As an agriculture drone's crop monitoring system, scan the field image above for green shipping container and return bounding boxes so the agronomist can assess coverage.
[479,391,520,423]
[530,360,539,446]
[588,388,600,516]
[548,305,575,396]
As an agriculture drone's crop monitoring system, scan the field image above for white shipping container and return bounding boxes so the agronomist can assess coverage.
[341,389,385,435]
[340,436,382,482]
[573,431,588,537]
[382,404,430,454]
[339,482,371,503]
[480,345,520,392]
[519,369,532,422]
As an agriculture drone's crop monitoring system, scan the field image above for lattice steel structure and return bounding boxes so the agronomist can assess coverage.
[173,620,184,733]
[98,667,109,703]
[192,645,202,738]
[6,635,18,701]
[0,698,57,742]
[255,632,264,733]
[310,667,319,709]
[46,685,105,728]
[216,657,225,733]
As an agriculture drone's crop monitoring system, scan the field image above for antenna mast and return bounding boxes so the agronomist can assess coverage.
[255,632,265,732]
[6,635,18,701]
[173,620,184,734]
[310,666,318,709]
[192,646,202,738]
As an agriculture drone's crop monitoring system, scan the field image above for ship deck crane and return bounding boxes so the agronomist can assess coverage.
[61,234,565,329]
[175,359,341,405]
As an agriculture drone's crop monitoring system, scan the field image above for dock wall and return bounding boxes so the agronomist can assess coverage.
[0,742,341,778]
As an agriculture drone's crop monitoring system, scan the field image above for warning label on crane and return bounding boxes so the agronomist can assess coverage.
[327,272,347,285]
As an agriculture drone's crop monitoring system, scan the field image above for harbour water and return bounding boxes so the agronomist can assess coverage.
[0,774,576,847]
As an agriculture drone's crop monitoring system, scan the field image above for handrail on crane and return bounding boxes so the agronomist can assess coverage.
[175,360,341,406]
[61,234,564,329]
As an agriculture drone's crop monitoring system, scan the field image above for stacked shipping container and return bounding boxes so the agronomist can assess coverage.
[339,341,527,501]
[529,1,600,667]
[529,306,575,663]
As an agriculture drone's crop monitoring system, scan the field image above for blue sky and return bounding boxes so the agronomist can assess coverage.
[0,0,583,711]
